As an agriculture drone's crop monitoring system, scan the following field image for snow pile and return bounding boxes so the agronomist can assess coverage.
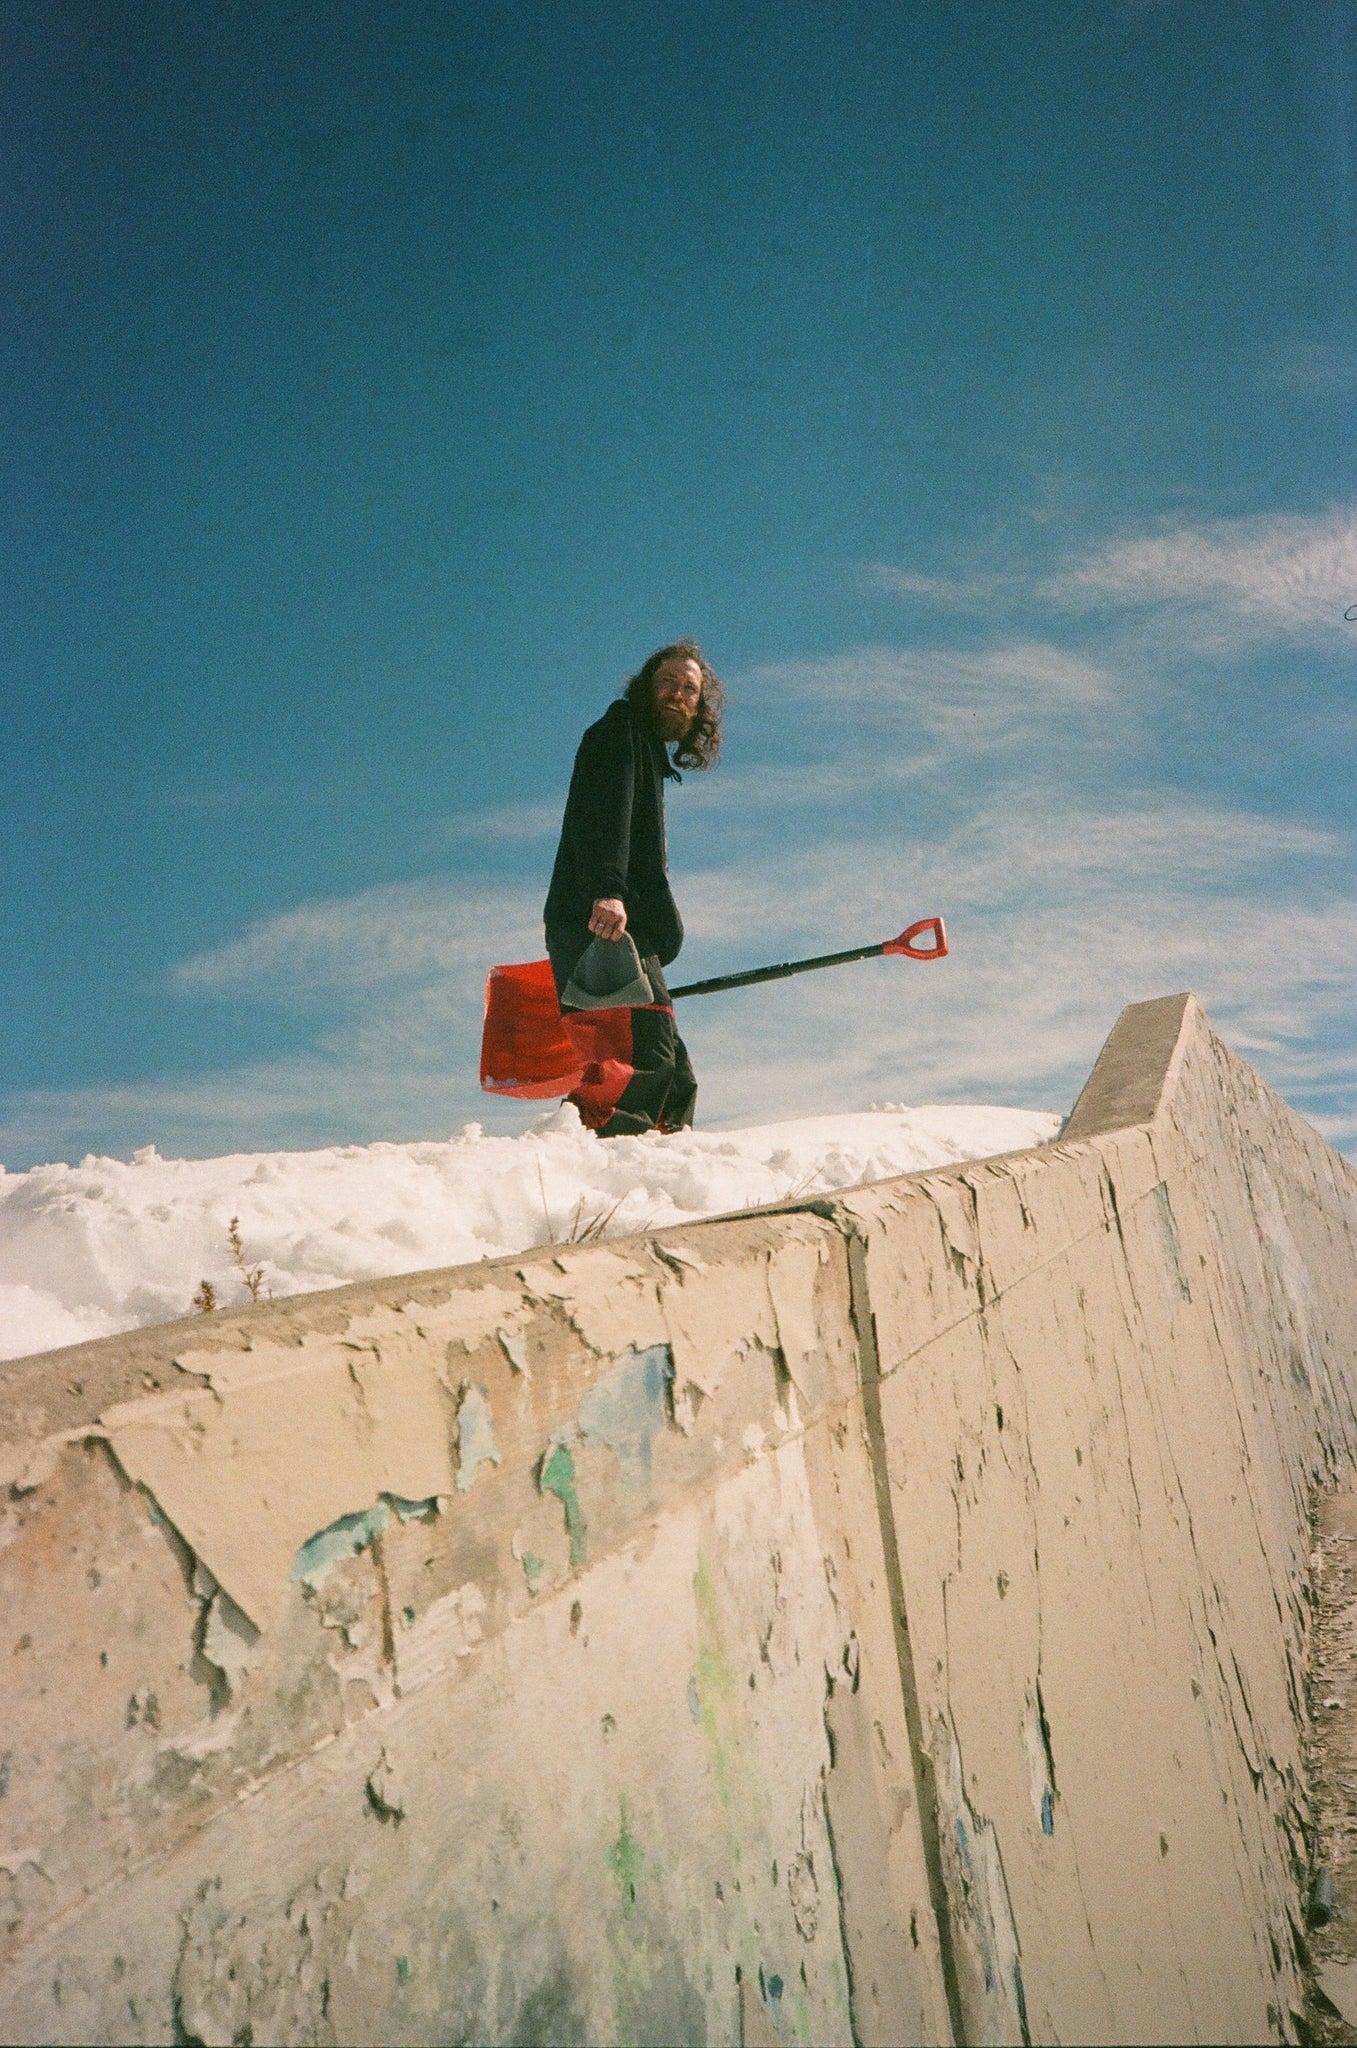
[0,1101,1061,1363]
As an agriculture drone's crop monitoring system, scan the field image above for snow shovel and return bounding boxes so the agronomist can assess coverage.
[480,917,948,1099]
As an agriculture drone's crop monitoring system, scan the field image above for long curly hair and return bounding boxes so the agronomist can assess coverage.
[622,638,725,771]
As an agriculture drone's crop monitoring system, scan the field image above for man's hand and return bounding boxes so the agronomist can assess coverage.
[589,896,627,940]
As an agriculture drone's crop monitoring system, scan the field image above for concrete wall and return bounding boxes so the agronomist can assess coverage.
[2,993,1357,2046]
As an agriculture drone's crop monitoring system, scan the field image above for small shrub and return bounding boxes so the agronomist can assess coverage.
[227,1215,268,1303]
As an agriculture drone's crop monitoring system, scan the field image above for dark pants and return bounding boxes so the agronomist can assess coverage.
[546,929,697,1137]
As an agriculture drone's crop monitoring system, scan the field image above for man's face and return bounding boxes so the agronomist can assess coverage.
[652,657,702,742]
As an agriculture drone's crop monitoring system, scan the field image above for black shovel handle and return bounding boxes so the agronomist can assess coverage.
[669,917,948,1000]
[670,942,885,1000]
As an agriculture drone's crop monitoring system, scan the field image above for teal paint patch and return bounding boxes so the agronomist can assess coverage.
[759,1964,783,2008]
[455,1382,501,1492]
[538,1443,587,1570]
[521,1550,546,1594]
[1153,1182,1192,1300]
[389,1494,438,1523]
[290,1493,439,1588]
[609,1799,644,1920]
[578,1344,673,1487]
[291,1503,389,1586]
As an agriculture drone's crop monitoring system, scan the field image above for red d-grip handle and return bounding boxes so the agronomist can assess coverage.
[883,916,948,960]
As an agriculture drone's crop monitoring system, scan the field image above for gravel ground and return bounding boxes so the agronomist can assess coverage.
[1304,1489,1357,2044]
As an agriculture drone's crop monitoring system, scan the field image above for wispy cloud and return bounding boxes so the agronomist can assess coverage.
[173,877,542,998]
[428,799,562,845]
[673,797,1357,1136]
[1041,504,1357,649]
[675,799,1348,949]
[678,758,925,816]
[1263,337,1357,398]
[682,885,1357,1135]
[8,788,1353,1166]
[742,642,1126,757]
[924,798,1344,903]
[0,1048,492,1165]
[864,503,1357,655]
[858,564,1011,608]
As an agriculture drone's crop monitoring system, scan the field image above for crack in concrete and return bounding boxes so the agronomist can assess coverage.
[842,1222,966,2046]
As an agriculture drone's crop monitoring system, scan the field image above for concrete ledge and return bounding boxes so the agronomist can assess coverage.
[1061,988,1195,1139]
[3,996,1356,2045]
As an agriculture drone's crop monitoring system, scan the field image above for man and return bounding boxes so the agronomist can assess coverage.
[544,639,724,1137]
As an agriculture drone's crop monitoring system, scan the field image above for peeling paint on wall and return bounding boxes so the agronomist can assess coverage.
[193,1559,258,1699]
[292,1502,390,1587]
[366,1747,406,1825]
[391,1580,487,1687]
[518,1249,669,1358]
[1247,1146,1328,1393]
[1020,1691,1056,1838]
[608,1799,644,1920]
[1152,1181,1192,1301]
[98,1322,456,1628]
[388,1282,530,1359]
[497,1329,529,1376]
[661,1256,774,1404]
[766,1237,824,1395]
[578,1345,674,1487]
[291,1492,437,1589]
[454,1383,501,1492]
[5,993,1357,2046]
[690,1548,742,1842]
[539,1442,587,1570]
[511,1529,547,1595]
[923,1177,980,1283]
[934,1713,1029,2046]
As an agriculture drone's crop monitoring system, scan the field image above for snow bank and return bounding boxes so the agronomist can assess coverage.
[0,1101,1060,1362]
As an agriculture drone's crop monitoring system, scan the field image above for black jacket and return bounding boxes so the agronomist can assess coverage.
[544,698,684,965]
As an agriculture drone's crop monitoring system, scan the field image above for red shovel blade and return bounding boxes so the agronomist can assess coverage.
[882,915,948,960]
[481,960,585,1098]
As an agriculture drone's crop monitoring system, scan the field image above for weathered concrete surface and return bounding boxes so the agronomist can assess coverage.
[2,993,1356,2045]
[0,1217,949,2046]
[839,995,1357,2044]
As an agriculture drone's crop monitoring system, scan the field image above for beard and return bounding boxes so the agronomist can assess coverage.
[656,703,694,743]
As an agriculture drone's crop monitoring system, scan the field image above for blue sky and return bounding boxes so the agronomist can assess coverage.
[4,0,1357,1167]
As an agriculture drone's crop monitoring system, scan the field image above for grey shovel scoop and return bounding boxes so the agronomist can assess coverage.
[560,933,656,1010]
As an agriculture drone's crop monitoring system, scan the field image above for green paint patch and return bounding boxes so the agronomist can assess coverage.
[691,1552,742,1824]
[521,1550,546,1595]
[609,1799,644,1920]
[538,1443,587,1570]
[690,1546,777,2001]
[396,1955,411,1985]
